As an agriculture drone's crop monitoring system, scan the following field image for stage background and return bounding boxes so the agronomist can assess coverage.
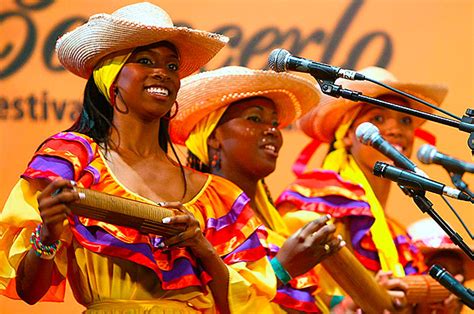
[1,0,473,312]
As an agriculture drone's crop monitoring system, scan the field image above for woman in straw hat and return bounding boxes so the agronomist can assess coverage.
[170,66,344,313]
[0,3,278,313]
[276,66,454,311]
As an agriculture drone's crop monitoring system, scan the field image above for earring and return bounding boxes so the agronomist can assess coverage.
[210,151,221,171]
[111,85,129,114]
[164,101,179,120]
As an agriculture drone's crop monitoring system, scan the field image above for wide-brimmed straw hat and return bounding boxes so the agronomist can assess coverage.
[407,218,473,280]
[170,66,321,144]
[56,2,228,79]
[298,66,448,143]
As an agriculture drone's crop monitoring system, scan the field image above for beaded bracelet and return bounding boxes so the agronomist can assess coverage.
[30,223,61,260]
[270,257,292,285]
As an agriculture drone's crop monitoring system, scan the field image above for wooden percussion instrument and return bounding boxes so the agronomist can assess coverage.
[321,246,450,313]
[69,187,185,237]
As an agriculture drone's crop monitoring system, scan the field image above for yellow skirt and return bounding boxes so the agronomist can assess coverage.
[85,299,205,314]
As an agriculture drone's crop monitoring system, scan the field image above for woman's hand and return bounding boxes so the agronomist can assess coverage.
[275,215,344,278]
[415,274,464,314]
[17,178,79,304]
[37,178,80,244]
[159,202,213,258]
[375,270,410,312]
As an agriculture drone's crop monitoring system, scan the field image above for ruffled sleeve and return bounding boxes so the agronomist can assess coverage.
[0,132,93,301]
[187,175,277,313]
[276,169,425,274]
[0,179,71,301]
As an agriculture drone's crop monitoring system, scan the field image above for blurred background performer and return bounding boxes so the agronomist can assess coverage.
[276,66,457,312]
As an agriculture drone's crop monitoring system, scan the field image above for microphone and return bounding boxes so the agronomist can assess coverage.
[268,48,365,81]
[418,144,474,174]
[356,122,428,177]
[373,162,472,202]
[429,264,474,309]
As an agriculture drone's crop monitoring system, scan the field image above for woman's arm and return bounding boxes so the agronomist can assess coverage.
[16,179,79,304]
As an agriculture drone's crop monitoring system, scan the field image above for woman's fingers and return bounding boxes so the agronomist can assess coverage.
[39,179,76,200]
[325,235,345,255]
[299,214,331,238]
[309,224,337,245]
[160,226,202,248]
[158,202,204,249]
[39,189,80,211]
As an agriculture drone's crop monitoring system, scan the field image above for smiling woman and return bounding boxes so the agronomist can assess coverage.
[0,3,281,314]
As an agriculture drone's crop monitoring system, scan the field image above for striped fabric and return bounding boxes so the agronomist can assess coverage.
[21,131,267,291]
[277,169,426,274]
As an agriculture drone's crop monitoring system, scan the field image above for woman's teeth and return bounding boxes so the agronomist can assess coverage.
[146,87,169,96]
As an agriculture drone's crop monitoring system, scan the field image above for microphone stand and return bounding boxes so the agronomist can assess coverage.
[398,186,474,260]
[450,172,474,199]
[315,79,474,153]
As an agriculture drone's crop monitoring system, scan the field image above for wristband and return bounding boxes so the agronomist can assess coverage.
[270,257,292,285]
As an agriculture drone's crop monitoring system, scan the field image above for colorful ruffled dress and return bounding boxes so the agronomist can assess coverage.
[0,132,276,313]
[277,169,426,276]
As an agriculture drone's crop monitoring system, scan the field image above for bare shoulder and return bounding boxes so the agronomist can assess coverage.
[182,167,210,201]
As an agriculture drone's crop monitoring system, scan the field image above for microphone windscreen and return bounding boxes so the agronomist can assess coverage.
[355,122,379,145]
[417,144,436,164]
[268,48,289,72]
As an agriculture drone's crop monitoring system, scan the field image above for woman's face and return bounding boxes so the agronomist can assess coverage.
[210,96,283,180]
[114,42,180,120]
[345,94,416,173]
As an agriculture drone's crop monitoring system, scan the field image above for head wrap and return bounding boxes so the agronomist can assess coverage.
[92,51,132,103]
[321,107,406,277]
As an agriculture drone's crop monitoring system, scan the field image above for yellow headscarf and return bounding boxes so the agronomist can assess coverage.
[92,51,133,103]
[185,105,290,236]
[321,107,406,277]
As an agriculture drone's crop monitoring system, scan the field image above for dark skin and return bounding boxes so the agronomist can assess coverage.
[16,42,230,313]
[207,97,343,281]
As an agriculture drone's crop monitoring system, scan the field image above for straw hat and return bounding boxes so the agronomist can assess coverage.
[407,218,474,280]
[56,2,228,79]
[298,66,448,143]
[170,66,321,144]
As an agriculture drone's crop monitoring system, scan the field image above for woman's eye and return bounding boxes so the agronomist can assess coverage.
[168,63,179,71]
[372,115,384,123]
[401,116,413,126]
[247,116,262,123]
[137,57,153,65]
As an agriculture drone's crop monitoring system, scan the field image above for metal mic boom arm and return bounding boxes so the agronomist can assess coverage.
[314,80,474,135]
[399,187,473,260]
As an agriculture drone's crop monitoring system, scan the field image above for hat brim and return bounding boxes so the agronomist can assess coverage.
[171,68,321,145]
[300,80,448,143]
[418,245,474,281]
[56,14,228,79]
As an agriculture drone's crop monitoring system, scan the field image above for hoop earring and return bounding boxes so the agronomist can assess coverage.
[113,87,129,114]
[164,101,179,120]
[210,151,221,171]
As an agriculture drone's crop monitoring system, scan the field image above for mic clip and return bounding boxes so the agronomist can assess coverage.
[316,80,362,101]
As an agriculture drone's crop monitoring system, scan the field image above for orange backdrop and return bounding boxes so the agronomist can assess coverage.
[1,0,473,313]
